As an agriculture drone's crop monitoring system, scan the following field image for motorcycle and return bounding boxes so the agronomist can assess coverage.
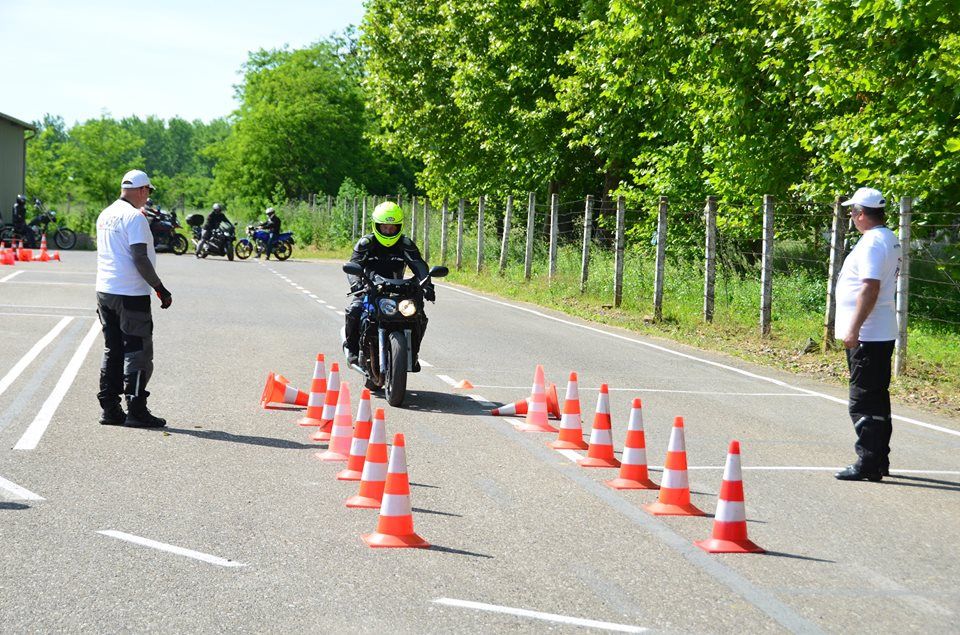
[0,198,77,249]
[235,224,294,261]
[340,261,448,407]
[145,206,188,255]
[186,214,236,261]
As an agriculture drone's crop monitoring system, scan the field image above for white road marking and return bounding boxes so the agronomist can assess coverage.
[418,358,433,367]
[433,598,647,633]
[308,293,318,298]
[662,466,960,475]
[470,384,819,397]
[436,374,457,386]
[0,271,24,282]
[442,285,960,439]
[467,394,496,408]
[0,304,94,312]
[0,316,73,399]
[0,475,44,500]
[97,530,246,567]
[2,281,94,286]
[15,320,100,450]
[0,311,82,318]
[556,449,584,463]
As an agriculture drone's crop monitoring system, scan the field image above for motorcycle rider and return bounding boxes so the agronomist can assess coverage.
[257,207,282,260]
[11,194,36,246]
[196,202,229,258]
[343,201,435,369]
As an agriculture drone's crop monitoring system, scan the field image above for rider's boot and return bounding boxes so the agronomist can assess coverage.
[125,393,167,428]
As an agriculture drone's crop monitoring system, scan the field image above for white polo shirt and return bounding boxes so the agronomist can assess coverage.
[835,226,901,341]
[95,199,156,296]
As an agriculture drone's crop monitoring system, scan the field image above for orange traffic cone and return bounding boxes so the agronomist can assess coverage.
[315,381,353,461]
[362,433,430,549]
[50,250,61,262]
[0,242,14,266]
[17,240,32,262]
[260,372,309,408]
[578,384,621,468]
[606,399,658,490]
[346,408,388,508]
[309,362,340,442]
[491,397,528,417]
[548,372,588,450]
[695,441,764,553]
[337,389,372,480]
[516,365,558,433]
[644,417,705,516]
[297,354,327,427]
[36,234,50,262]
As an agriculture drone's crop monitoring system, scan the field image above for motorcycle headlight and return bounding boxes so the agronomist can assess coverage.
[398,299,417,317]
[378,299,398,316]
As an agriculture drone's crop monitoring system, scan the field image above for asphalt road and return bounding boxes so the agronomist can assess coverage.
[1,251,958,634]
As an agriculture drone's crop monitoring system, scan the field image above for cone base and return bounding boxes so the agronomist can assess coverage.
[694,538,764,554]
[362,532,430,549]
[309,430,332,441]
[298,417,323,427]
[336,468,363,481]
[547,439,589,450]
[345,495,382,509]
[516,422,559,433]
[605,477,659,490]
[643,501,705,516]
[314,450,349,462]
[577,456,621,468]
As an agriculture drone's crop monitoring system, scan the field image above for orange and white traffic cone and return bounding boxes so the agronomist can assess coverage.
[315,381,353,461]
[606,399,658,490]
[309,362,340,441]
[545,382,561,420]
[297,354,327,427]
[0,242,14,266]
[17,240,32,262]
[50,250,61,262]
[695,441,764,553]
[578,384,621,468]
[491,398,528,417]
[260,372,309,408]
[644,416,705,516]
[346,408,388,509]
[362,433,430,549]
[36,234,50,262]
[516,365,558,433]
[337,389,372,480]
[548,372,588,450]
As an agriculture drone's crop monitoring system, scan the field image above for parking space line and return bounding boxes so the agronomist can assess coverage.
[473,384,819,397]
[0,475,44,500]
[418,358,433,367]
[2,281,95,286]
[15,320,100,450]
[0,316,73,399]
[433,598,647,633]
[0,271,24,282]
[436,375,457,387]
[97,530,246,567]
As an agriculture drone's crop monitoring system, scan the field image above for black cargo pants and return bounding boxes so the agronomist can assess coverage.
[96,292,154,413]
[846,340,895,472]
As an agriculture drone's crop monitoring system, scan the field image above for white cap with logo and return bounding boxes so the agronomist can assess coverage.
[841,187,885,208]
[120,169,155,191]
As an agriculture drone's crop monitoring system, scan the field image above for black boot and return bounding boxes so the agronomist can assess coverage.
[835,464,882,482]
[99,403,126,426]
[125,396,166,428]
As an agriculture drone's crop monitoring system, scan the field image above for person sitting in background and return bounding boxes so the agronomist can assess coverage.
[257,207,281,260]
[11,194,36,246]
[196,203,228,258]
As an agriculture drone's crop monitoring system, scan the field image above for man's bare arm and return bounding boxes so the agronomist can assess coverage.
[843,279,880,348]
[131,243,172,308]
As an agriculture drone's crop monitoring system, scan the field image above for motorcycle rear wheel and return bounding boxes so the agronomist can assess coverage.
[226,241,235,261]
[273,241,292,261]
[385,331,408,407]
[54,228,77,250]
[172,234,188,255]
[235,240,252,259]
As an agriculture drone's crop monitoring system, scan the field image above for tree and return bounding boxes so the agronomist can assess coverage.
[65,118,145,206]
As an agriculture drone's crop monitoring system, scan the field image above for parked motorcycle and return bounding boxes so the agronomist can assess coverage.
[235,224,294,261]
[186,214,236,261]
[145,206,188,255]
[0,198,77,249]
[339,261,448,407]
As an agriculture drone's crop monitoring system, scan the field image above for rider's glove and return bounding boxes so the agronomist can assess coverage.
[155,285,173,309]
[424,284,436,302]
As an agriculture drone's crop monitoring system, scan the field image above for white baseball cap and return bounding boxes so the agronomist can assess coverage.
[842,187,885,208]
[120,169,155,191]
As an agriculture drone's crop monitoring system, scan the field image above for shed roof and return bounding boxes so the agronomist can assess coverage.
[0,112,37,131]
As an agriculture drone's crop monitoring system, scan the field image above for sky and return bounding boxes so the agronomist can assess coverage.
[0,0,366,127]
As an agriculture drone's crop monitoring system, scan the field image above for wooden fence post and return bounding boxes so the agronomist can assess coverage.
[456,198,465,270]
[760,194,775,337]
[549,193,559,281]
[310,193,316,214]
[351,197,358,241]
[499,195,513,274]
[654,196,668,321]
[477,195,486,273]
[524,192,536,280]
[704,196,717,322]
[440,197,449,265]
[410,195,418,239]
[823,196,846,350]
[326,195,332,217]
[580,195,594,293]
[895,196,913,377]
[422,198,431,262]
[614,195,626,307]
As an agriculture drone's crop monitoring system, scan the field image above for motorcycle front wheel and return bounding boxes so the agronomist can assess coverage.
[235,240,252,260]
[226,241,235,261]
[385,331,408,407]
[172,234,188,255]
[54,228,77,250]
[273,241,292,261]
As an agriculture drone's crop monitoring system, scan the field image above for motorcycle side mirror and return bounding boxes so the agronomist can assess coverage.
[428,265,449,278]
[342,262,364,277]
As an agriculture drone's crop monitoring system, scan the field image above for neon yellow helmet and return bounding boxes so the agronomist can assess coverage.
[372,201,404,247]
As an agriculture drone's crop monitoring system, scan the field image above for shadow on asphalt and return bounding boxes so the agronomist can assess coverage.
[881,474,960,492]
[410,481,441,489]
[0,502,30,511]
[412,506,462,518]
[427,544,494,559]
[160,427,317,449]
[263,405,306,412]
[763,551,836,564]
[399,391,490,416]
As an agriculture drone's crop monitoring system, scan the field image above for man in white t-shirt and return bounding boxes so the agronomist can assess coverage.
[95,170,173,428]
[834,187,901,481]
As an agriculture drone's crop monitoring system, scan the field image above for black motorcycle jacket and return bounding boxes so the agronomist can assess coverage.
[12,200,27,226]
[203,210,229,231]
[348,234,430,292]
[261,215,281,233]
